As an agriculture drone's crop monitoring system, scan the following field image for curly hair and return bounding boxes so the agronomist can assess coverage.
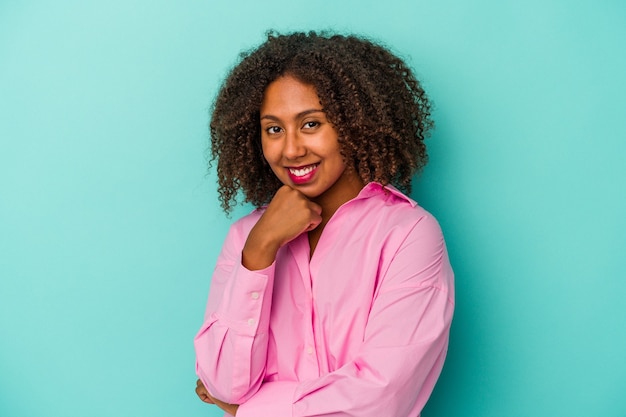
[210,30,434,212]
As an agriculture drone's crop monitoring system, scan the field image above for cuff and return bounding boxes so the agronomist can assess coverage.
[215,261,275,335]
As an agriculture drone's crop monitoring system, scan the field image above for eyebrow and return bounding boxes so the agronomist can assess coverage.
[260,109,325,122]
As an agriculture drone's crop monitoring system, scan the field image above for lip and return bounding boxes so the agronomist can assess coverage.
[286,163,319,185]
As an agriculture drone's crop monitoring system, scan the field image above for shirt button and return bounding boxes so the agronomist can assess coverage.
[247,318,255,326]
[251,292,260,300]
[306,346,314,354]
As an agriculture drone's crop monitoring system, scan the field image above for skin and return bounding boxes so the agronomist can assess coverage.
[197,75,365,414]
[195,379,238,416]
[244,75,364,268]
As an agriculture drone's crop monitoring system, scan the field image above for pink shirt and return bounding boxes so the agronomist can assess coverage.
[195,182,454,417]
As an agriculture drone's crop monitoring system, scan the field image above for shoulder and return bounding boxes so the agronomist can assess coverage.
[338,184,448,263]
[382,203,445,256]
[226,208,265,240]
[353,183,441,232]
[218,208,265,258]
[364,189,453,294]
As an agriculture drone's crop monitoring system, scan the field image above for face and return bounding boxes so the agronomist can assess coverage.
[260,75,363,208]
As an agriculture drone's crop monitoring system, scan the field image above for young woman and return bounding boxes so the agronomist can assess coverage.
[194,31,454,417]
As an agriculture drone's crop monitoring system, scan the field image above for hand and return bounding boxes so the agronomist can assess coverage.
[196,379,239,415]
[195,378,214,404]
[243,185,322,270]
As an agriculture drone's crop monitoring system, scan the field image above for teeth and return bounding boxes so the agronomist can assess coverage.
[289,164,316,177]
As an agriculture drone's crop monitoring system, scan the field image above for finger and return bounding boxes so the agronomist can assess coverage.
[309,205,323,227]
[202,392,215,404]
[305,214,322,232]
[195,380,215,404]
[309,201,323,216]
[196,388,215,404]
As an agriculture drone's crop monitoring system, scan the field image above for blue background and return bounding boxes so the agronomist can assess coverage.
[1,1,625,416]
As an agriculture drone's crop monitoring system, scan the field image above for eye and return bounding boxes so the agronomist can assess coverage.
[302,121,320,129]
[266,126,282,135]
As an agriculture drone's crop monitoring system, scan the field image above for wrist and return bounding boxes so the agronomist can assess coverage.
[242,236,279,271]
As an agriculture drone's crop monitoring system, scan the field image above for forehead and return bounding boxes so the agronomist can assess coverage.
[260,75,322,116]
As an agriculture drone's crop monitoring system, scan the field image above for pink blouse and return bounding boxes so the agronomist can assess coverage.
[195,182,454,416]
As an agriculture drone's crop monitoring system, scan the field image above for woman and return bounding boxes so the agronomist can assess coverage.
[194,31,454,417]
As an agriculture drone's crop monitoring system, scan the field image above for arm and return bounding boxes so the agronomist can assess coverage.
[237,214,455,417]
[194,186,323,405]
[194,217,276,405]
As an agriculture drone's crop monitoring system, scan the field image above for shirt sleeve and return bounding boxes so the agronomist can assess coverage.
[194,217,276,404]
[237,213,455,417]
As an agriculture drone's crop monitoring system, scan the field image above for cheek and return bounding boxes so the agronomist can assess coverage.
[261,141,283,170]
[260,139,273,162]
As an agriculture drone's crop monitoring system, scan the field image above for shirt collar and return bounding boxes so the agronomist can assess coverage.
[355,182,417,207]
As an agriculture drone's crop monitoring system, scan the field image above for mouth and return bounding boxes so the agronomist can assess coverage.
[286,163,319,184]
[288,164,318,177]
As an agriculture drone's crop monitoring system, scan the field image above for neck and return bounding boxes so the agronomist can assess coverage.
[312,171,364,224]
[308,169,364,257]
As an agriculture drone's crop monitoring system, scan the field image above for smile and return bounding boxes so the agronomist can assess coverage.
[288,164,318,177]
[287,163,319,184]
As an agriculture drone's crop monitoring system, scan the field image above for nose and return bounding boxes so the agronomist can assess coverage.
[282,129,306,160]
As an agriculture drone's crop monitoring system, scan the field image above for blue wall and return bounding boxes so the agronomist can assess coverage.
[1,1,624,416]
